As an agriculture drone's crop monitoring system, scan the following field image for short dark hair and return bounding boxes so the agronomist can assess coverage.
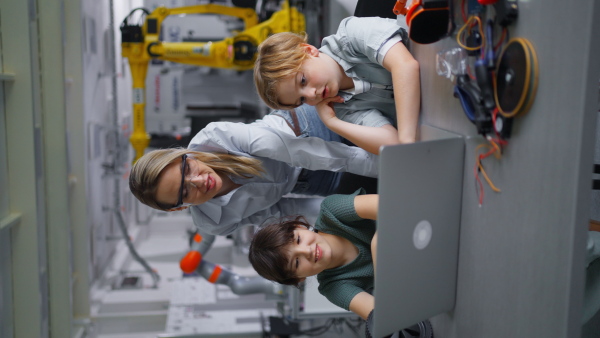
[248,216,310,287]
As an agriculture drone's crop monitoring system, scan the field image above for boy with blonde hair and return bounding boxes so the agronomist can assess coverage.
[254,16,421,154]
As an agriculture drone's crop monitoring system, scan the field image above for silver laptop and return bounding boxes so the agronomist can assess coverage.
[374,125,464,337]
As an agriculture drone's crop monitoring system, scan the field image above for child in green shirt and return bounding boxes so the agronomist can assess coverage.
[249,189,378,320]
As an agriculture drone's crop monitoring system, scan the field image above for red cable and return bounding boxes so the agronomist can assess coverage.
[494,27,507,51]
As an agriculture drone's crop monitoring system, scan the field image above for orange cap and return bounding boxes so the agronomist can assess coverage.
[180,251,202,273]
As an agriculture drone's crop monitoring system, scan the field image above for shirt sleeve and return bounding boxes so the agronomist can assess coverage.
[334,106,394,128]
[327,16,405,66]
[190,121,379,178]
[316,189,376,248]
[319,279,367,311]
[191,202,284,236]
[377,35,403,64]
[319,189,366,225]
[192,197,317,236]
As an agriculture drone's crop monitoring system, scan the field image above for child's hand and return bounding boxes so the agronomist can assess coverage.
[316,96,344,126]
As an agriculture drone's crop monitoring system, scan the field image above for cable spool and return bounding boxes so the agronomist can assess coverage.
[494,38,539,118]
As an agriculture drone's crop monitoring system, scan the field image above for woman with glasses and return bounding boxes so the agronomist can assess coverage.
[129,105,379,236]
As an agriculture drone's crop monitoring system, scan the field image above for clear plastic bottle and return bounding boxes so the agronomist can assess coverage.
[436,47,468,81]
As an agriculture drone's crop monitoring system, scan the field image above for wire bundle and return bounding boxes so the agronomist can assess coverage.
[474,135,506,206]
[455,0,515,205]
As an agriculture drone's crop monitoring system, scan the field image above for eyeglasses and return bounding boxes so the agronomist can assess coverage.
[175,154,188,208]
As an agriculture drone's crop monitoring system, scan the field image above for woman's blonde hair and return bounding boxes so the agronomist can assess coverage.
[129,148,264,211]
[254,31,309,110]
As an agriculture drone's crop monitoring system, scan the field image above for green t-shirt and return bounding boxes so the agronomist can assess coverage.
[316,189,376,311]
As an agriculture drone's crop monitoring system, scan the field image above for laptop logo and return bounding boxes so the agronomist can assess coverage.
[413,220,433,250]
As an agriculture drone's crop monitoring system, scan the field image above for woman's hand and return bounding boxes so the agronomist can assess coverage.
[315,96,344,126]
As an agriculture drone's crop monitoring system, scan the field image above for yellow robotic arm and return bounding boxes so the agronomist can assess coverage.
[121,2,305,162]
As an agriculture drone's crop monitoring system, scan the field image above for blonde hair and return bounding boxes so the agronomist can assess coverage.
[254,32,309,110]
[129,148,264,211]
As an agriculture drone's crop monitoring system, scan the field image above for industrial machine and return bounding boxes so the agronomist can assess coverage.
[120,1,306,161]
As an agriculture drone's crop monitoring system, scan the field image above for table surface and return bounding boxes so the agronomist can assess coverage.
[415,1,600,337]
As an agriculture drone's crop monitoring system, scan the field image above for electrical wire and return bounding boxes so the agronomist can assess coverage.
[131,8,149,23]
[461,0,468,23]
[494,27,507,52]
[456,15,485,51]
[483,19,495,62]
[474,163,484,206]
[457,3,518,206]
[474,138,504,206]
[120,7,149,29]
[492,108,510,143]
[457,14,484,80]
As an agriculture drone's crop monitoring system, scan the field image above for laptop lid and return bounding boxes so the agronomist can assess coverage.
[374,125,464,337]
